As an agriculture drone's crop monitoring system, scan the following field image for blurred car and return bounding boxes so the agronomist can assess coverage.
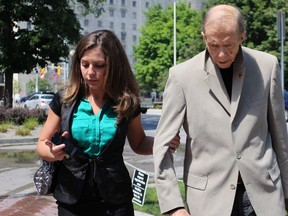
[140,97,154,114]
[284,91,288,121]
[17,94,33,103]
[24,92,54,110]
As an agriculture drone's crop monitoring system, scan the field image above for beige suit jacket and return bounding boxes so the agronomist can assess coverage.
[153,47,288,216]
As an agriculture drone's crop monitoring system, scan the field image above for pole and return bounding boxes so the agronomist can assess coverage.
[173,1,177,66]
[281,31,285,91]
[277,11,286,91]
[35,66,39,92]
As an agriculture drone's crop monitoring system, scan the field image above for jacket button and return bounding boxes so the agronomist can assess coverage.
[230,184,236,190]
[236,154,241,160]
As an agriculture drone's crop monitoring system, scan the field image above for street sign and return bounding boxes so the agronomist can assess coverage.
[132,169,149,206]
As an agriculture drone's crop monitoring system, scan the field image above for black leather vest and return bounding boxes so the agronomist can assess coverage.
[53,99,133,205]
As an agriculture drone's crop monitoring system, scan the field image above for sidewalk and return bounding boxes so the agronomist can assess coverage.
[0,194,153,216]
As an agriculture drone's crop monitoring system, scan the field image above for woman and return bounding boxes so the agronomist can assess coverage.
[36,30,179,216]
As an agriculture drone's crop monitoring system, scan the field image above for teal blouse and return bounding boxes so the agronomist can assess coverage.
[71,98,117,156]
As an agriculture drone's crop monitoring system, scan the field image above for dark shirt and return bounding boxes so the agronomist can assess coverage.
[220,64,233,100]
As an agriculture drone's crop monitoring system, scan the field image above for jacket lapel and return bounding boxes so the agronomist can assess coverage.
[231,49,245,121]
[203,48,246,121]
[204,54,231,116]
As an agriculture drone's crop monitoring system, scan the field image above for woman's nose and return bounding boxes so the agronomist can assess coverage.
[87,65,95,74]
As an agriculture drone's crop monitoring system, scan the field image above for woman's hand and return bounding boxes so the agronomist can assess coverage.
[169,132,181,153]
[44,131,69,161]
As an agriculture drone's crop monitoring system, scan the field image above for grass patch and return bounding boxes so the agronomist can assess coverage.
[0,118,40,136]
[0,150,39,163]
[23,118,38,130]
[133,180,185,215]
[15,127,31,136]
[15,118,40,136]
[0,121,14,133]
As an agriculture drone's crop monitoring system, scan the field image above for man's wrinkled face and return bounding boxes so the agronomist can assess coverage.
[202,21,245,69]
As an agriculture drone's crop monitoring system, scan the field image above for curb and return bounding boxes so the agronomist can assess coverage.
[0,137,38,146]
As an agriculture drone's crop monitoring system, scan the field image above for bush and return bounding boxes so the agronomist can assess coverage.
[0,106,7,122]
[0,107,47,125]
[28,108,48,124]
[5,108,30,125]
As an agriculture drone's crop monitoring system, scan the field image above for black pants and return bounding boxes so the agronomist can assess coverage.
[57,200,134,216]
[231,184,256,216]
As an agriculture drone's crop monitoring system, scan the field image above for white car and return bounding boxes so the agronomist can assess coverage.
[24,92,54,110]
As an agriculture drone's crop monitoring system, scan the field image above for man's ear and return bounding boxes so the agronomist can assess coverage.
[201,32,206,43]
[240,31,246,44]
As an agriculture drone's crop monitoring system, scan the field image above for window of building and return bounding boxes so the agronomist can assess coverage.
[132,1,136,7]
[121,32,126,41]
[146,2,149,8]
[110,22,114,29]
[97,20,102,27]
[133,35,137,43]
[84,19,89,26]
[109,9,114,17]
[121,0,125,6]
[121,10,126,18]
[132,23,137,30]
[121,23,125,30]
[132,12,136,19]
[109,0,114,4]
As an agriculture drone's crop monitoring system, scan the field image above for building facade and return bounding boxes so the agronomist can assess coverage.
[73,0,206,67]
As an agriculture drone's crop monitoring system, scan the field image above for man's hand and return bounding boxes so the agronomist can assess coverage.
[170,208,190,216]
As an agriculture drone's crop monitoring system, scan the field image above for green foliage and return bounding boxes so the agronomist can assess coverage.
[15,127,31,136]
[0,121,14,132]
[134,2,204,94]
[27,78,53,94]
[23,118,38,130]
[13,80,21,94]
[204,0,288,88]
[0,0,105,107]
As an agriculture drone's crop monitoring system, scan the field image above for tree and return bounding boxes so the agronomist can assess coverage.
[133,2,203,94]
[0,0,105,107]
[27,77,53,94]
[204,0,288,88]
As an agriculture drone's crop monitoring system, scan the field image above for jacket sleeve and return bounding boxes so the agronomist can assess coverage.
[268,58,288,198]
[153,68,186,213]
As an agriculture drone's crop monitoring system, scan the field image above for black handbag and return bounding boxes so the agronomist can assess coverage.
[33,131,64,195]
[34,160,58,195]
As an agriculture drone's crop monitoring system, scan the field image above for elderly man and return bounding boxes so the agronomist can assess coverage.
[153,4,288,216]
